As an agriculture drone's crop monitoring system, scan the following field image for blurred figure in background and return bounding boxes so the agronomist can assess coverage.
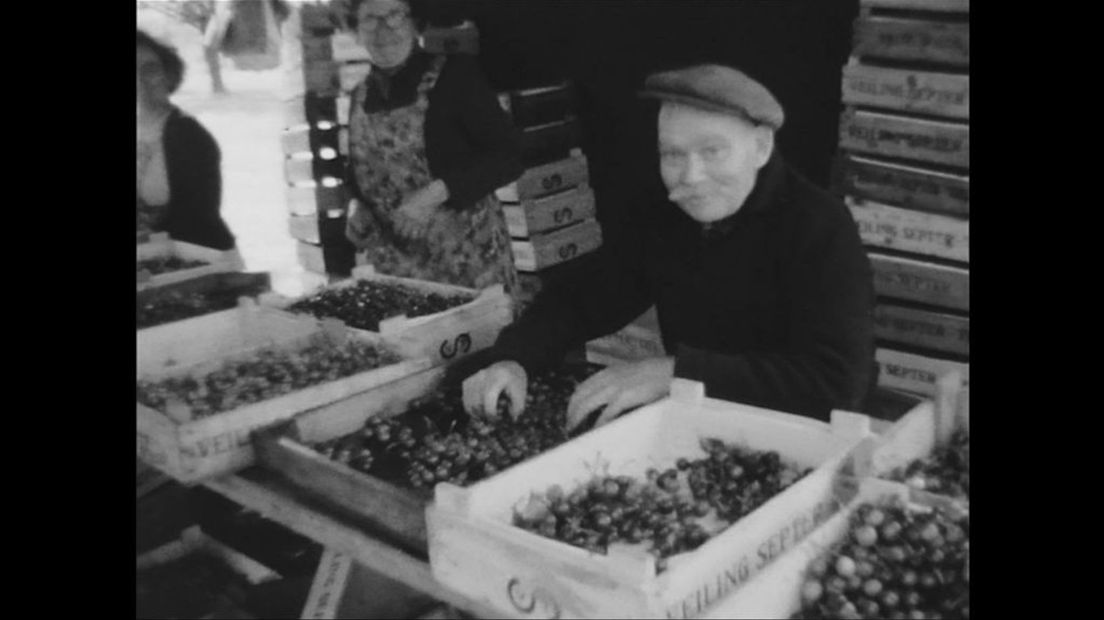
[137,30,236,250]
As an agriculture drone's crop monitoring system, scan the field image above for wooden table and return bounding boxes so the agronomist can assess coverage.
[202,468,511,619]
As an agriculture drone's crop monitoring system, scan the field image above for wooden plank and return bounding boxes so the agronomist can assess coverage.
[853,16,969,67]
[848,196,968,262]
[875,303,969,356]
[497,150,590,202]
[419,23,479,55]
[842,63,968,119]
[427,382,876,619]
[287,183,347,217]
[862,0,969,11]
[840,108,969,169]
[868,251,968,310]
[285,157,317,185]
[502,185,596,238]
[202,473,511,619]
[876,347,969,397]
[301,548,353,619]
[511,219,602,272]
[834,153,968,216]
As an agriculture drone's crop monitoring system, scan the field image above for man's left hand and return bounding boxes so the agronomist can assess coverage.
[566,356,676,431]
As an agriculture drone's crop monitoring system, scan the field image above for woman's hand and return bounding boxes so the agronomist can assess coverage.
[345,198,375,247]
[566,357,676,431]
[462,361,528,420]
[393,180,449,240]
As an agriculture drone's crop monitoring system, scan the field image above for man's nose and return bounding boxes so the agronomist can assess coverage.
[680,153,707,185]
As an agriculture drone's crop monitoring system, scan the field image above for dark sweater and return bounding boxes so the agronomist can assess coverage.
[352,51,523,210]
[464,152,876,421]
[160,109,236,250]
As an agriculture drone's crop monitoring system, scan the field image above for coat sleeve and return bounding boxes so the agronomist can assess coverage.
[673,205,876,420]
[164,116,236,250]
[429,56,524,210]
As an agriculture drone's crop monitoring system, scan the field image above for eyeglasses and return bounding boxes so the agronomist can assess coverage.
[358,9,410,33]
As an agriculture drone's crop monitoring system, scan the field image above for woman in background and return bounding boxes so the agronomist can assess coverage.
[137,29,236,250]
[341,0,522,292]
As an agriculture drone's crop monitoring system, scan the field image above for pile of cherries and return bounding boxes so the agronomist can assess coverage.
[513,438,810,572]
[312,364,602,489]
[136,289,244,329]
[794,501,969,619]
[889,430,969,501]
[137,256,210,276]
[137,337,400,419]
[287,280,475,332]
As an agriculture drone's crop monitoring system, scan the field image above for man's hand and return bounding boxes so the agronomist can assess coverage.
[394,181,448,240]
[462,361,528,420]
[566,357,675,431]
[345,199,374,247]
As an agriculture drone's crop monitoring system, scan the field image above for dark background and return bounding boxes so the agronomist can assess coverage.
[428,0,861,235]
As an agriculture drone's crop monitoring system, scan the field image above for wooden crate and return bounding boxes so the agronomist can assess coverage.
[289,212,347,246]
[419,22,479,55]
[137,233,243,290]
[298,239,356,277]
[137,304,434,484]
[853,16,969,67]
[287,183,347,217]
[496,150,590,202]
[869,252,968,311]
[521,119,582,167]
[874,302,969,356]
[701,477,964,619]
[426,379,876,620]
[262,264,514,366]
[841,63,968,120]
[504,82,576,129]
[511,218,603,272]
[585,306,666,365]
[834,153,968,216]
[848,196,968,263]
[860,0,970,11]
[137,272,272,331]
[839,108,969,169]
[876,347,969,399]
[869,371,967,480]
[254,365,449,554]
[502,185,596,238]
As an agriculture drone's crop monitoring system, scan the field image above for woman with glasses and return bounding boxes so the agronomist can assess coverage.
[340,0,523,293]
[137,30,236,250]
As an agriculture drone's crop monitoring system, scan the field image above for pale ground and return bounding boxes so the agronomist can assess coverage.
[139,7,311,294]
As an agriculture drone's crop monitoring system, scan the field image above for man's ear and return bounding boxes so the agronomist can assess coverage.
[753,126,775,169]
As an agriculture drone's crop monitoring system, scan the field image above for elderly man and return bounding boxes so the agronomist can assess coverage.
[461,64,875,429]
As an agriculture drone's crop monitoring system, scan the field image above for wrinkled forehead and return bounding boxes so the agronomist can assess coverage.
[657,102,757,144]
[358,0,409,17]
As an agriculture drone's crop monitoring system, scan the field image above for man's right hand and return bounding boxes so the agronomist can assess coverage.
[345,199,372,247]
[462,361,528,420]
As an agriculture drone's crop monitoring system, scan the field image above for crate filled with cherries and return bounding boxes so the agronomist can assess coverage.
[284,278,476,332]
[886,429,968,503]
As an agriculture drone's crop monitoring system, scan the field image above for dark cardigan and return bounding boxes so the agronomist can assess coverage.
[159,108,236,250]
[349,51,523,211]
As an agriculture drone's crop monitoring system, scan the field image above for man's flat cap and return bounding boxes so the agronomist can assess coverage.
[640,64,785,130]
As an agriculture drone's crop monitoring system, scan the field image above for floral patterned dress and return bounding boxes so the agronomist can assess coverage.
[349,55,518,293]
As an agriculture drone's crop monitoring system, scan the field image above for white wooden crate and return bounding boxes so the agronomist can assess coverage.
[427,380,876,619]
[511,219,603,272]
[260,265,514,366]
[836,154,968,217]
[842,63,969,120]
[853,16,969,67]
[876,347,969,400]
[848,196,968,263]
[874,303,969,357]
[701,477,964,619]
[496,150,590,202]
[868,251,968,311]
[136,303,434,484]
[137,233,243,290]
[839,108,969,169]
[870,371,967,479]
[503,185,596,238]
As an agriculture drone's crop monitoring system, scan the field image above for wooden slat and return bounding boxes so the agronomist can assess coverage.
[286,184,347,217]
[869,252,968,310]
[849,196,968,262]
[511,219,602,272]
[834,153,968,216]
[505,82,575,129]
[842,63,969,119]
[520,119,581,167]
[876,347,969,397]
[854,16,969,67]
[502,185,596,238]
[840,108,969,169]
[874,303,969,356]
[497,150,590,202]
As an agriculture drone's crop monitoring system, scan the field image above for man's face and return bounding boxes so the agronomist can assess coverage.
[658,103,774,223]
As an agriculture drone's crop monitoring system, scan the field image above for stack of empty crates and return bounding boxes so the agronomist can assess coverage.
[281,3,484,280]
[833,0,969,410]
[496,84,602,313]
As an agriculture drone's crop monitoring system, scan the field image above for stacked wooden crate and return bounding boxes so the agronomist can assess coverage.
[496,83,603,311]
[833,0,969,410]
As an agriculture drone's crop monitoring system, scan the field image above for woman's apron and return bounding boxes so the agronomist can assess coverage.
[348,55,518,294]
